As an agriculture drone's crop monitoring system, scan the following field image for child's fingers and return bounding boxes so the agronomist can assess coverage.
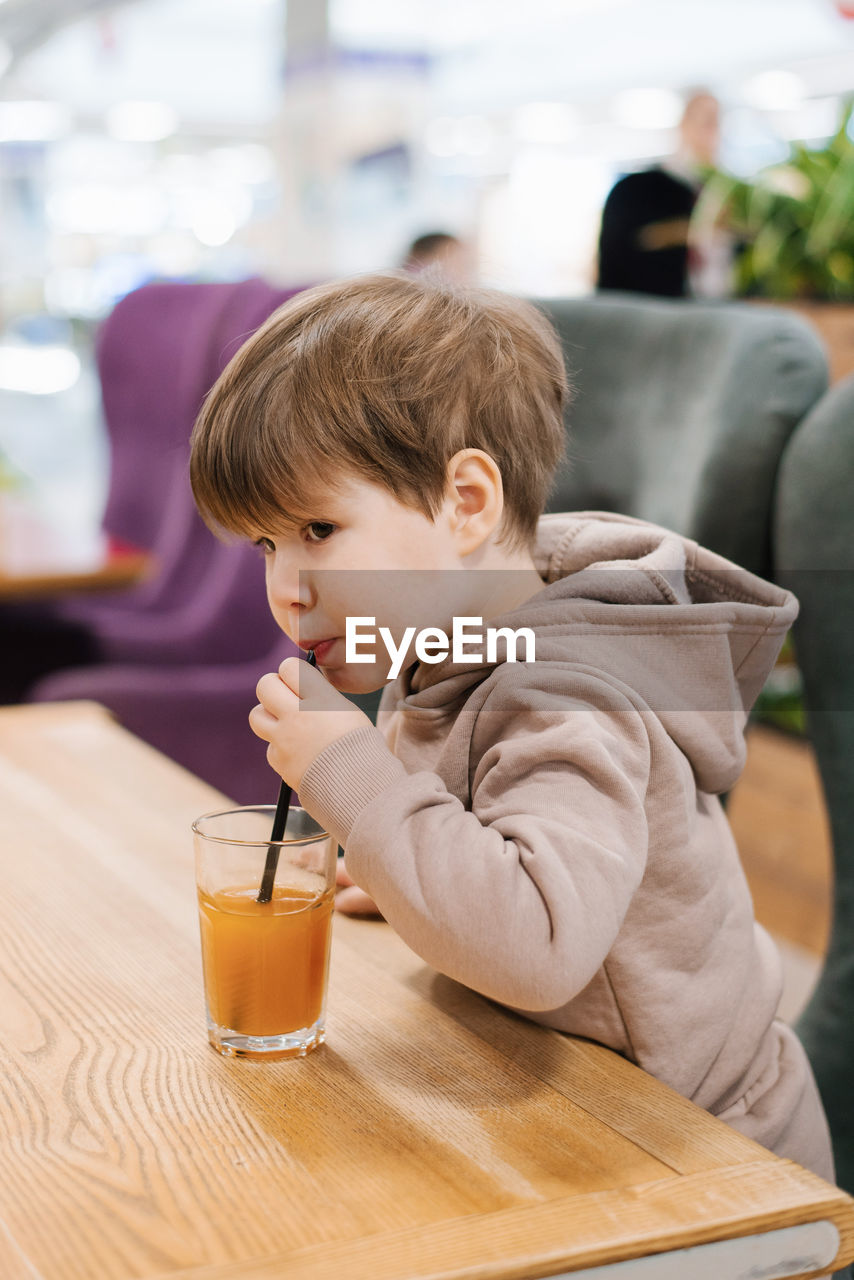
[336,859,355,887]
[334,884,383,917]
[277,656,332,701]
[255,670,299,715]
[248,702,280,742]
[276,656,306,695]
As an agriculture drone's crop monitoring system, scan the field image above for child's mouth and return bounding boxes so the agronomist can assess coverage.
[303,637,337,665]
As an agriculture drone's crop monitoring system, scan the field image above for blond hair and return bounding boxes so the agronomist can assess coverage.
[190,271,568,550]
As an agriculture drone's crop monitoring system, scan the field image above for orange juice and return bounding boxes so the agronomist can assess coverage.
[197,884,333,1038]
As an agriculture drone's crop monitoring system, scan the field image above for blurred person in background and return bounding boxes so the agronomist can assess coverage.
[402,231,474,283]
[597,91,733,299]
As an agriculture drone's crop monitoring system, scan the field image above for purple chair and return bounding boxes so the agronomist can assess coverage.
[55,278,303,665]
[33,647,294,802]
[30,278,305,801]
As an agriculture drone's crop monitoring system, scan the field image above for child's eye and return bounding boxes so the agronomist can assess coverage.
[304,522,336,543]
[253,537,275,556]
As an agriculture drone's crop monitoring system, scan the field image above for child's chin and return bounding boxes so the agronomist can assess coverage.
[324,666,389,694]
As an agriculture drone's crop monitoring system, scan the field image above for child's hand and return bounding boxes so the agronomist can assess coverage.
[335,858,383,917]
[250,657,370,790]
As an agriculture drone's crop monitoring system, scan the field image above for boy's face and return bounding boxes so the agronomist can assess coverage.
[254,475,471,692]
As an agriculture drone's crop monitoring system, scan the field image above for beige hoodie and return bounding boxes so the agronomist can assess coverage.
[300,512,833,1180]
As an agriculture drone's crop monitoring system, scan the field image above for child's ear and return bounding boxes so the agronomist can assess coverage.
[444,449,503,555]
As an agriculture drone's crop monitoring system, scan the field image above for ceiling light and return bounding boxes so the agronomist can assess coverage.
[742,70,806,112]
[106,101,178,143]
[456,115,492,156]
[424,115,492,157]
[612,88,683,131]
[192,202,239,247]
[46,183,168,236]
[424,117,458,157]
[0,346,81,395]
[513,102,579,145]
[209,144,277,184]
[0,101,72,143]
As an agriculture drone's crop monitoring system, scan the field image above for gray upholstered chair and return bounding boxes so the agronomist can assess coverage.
[536,292,854,1191]
[538,292,827,577]
[775,372,854,1197]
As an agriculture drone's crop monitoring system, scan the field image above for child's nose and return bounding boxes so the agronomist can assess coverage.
[267,555,311,613]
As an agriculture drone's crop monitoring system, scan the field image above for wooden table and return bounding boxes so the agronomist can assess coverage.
[1,702,852,1280]
[0,532,152,600]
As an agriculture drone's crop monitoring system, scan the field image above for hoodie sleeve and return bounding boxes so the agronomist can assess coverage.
[298,666,651,1012]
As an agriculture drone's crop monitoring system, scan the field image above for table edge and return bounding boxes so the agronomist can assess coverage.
[134,1160,854,1280]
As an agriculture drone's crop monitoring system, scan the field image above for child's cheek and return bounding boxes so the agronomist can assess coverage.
[266,600,293,639]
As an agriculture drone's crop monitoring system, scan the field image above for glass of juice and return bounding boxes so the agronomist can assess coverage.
[192,805,336,1060]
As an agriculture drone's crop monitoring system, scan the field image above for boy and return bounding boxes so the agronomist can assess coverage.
[189,272,833,1183]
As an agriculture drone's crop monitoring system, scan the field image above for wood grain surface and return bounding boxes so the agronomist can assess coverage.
[0,702,852,1280]
[0,527,152,600]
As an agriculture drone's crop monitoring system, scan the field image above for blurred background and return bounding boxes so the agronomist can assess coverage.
[3,0,854,525]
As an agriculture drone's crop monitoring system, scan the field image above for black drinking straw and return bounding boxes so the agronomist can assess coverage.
[257,649,316,904]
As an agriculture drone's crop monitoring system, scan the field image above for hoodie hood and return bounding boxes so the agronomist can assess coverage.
[400,511,798,794]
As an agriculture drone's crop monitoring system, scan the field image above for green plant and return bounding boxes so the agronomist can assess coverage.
[752,634,807,737]
[694,100,854,300]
